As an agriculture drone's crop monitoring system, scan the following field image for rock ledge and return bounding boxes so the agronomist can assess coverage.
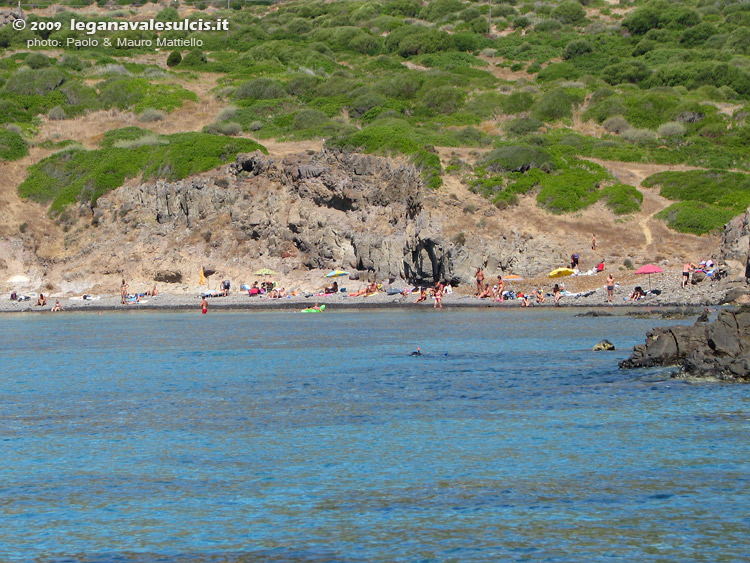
[619,306,750,381]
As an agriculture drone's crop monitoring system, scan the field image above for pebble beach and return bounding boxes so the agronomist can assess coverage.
[1,267,736,314]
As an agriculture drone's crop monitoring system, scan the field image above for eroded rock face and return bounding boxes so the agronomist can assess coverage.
[719,207,750,282]
[86,149,536,286]
[619,307,750,381]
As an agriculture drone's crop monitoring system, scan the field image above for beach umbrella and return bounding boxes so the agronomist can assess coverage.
[504,274,523,283]
[255,268,277,277]
[548,268,575,278]
[636,264,663,290]
[325,270,350,278]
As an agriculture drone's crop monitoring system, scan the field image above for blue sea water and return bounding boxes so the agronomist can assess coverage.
[1,308,749,563]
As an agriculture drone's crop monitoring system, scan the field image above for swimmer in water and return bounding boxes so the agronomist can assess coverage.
[411,347,421,356]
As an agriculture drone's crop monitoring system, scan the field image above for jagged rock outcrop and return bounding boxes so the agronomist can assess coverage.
[593,339,615,351]
[719,207,750,283]
[619,307,750,381]
[87,149,536,286]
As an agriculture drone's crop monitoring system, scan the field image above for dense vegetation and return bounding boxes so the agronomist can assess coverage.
[2,0,749,232]
[18,129,266,214]
[644,170,750,233]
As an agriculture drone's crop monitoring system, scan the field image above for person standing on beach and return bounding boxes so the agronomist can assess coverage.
[592,234,597,251]
[120,279,128,305]
[682,262,697,288]
[475,268,485,295]
[201,297,208,314]
[495,275,504,302]
[606,273,615,304]
[434,280,444,309]
[553,284,562,307]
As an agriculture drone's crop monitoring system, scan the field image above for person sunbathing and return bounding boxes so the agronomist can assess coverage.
[477,286,493,299]
[629,286,646,301]
[351,282,379,297]
[535,289,546,304]
[36,294,47,306]
[415,288,427,303]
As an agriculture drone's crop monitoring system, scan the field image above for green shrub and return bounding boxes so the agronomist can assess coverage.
[680,22,718,47]
[601,61,651,85]
[535,160,610,213]
[562,39,593,60]
[532,89,579,122]
[376,73,423,100]
[18,132,267,213]
[726,27,750,56]
[643,170,750,210]
[349,90,387,117]
[293,109,329,130]
[411,148,443,189]
[234,78,287,101]
[25,53,52,69]
[4,67,66,96]
[622,6,662,35]
[396,28,454,57]
[655,201,737,235]
[422,86,465,114]
[203,122,242,136]
[535,19,563,32]
[621,128,658,144]
[421,0,464,22]
[537,62,580,82]
[59,54,85,71]
[600,183,643,214]
[603,115,630,134]
[506,117,543,136]
[98,78,196,112]
[481,146,554,173]
[552,1,586,25]
[0,128,28,161]
[166,50,182,67]
[382,0,420,17]
[181,49,207,67]
[501,91,535,114]
[657,121,686,137]
[327,119,425,154]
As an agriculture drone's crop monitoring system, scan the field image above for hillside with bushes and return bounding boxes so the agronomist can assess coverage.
[0,0,747,289]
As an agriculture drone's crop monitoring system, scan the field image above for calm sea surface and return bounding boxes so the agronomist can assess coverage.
[1,308,749,563]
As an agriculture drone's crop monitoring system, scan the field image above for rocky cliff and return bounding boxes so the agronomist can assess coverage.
[50,149,543,292]
[619,306,750,381]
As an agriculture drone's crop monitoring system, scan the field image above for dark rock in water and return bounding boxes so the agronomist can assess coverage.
[722,287,750,305]
[620,306,750,381]
[626,308,697,320]
[593,339,615,351]
[576,311,613,318]
[154,270,183,283]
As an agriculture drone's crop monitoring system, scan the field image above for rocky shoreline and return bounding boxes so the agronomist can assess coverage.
[620,306,750,382]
